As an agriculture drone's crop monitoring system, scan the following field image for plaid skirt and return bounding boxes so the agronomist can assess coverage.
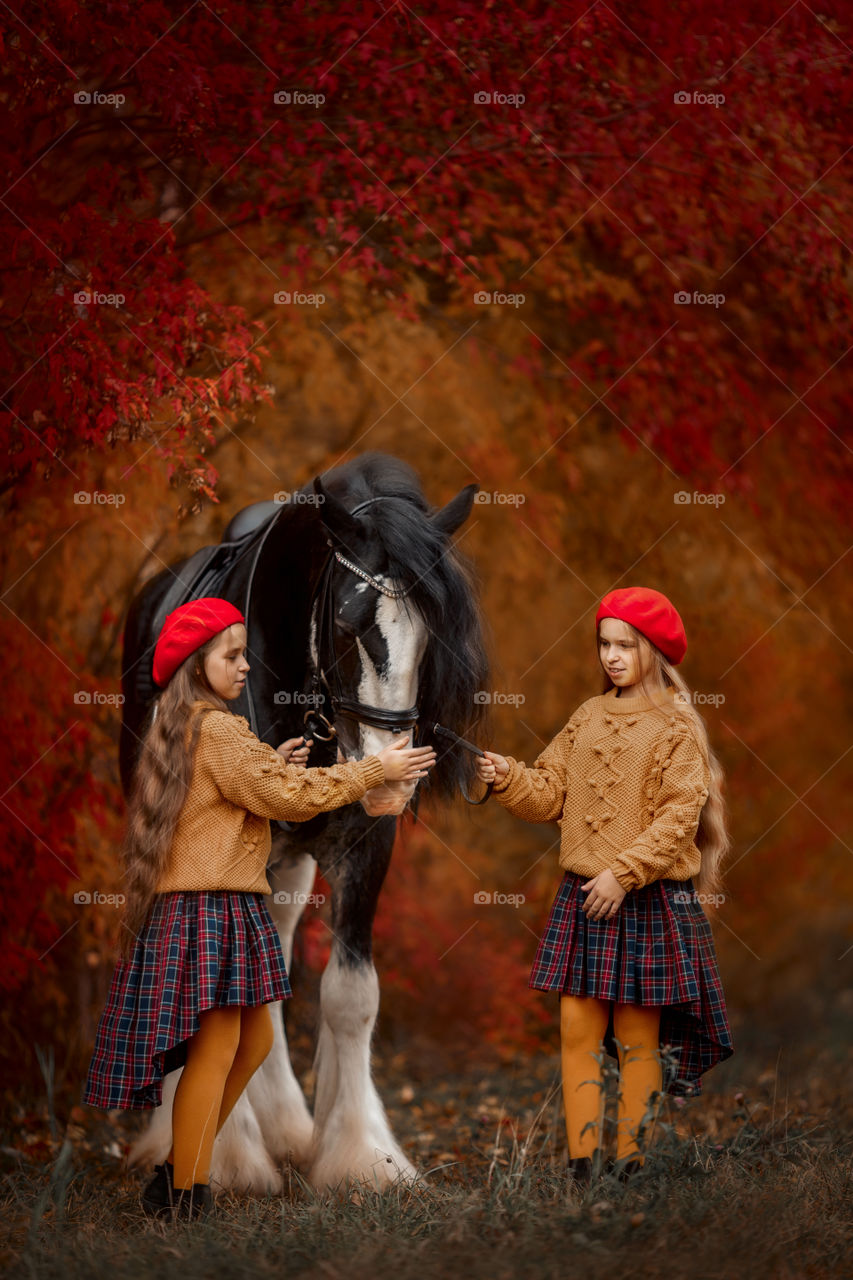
[82,890,292,1112]
[529,870,733,1097]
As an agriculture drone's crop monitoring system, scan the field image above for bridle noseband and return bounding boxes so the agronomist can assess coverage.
[303,496,420,744]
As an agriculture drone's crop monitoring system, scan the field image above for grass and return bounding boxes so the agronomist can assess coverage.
[2,1044,851,1280]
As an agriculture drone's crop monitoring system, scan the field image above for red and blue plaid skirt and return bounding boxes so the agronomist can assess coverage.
[529,870,733,1097]
[82,890,292,1112]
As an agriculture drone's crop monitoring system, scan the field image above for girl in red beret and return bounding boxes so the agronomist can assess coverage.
[475,586,733,1189]
[81,597,435,1221]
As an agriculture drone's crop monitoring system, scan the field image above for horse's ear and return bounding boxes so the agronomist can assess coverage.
[430,483,480,538]
[314,475,363,548]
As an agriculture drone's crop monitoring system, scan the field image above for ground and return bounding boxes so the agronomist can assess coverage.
[2,1034,850,1279]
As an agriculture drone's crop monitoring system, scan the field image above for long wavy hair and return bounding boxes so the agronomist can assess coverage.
[116,637,228,961]
[597,619,730,904]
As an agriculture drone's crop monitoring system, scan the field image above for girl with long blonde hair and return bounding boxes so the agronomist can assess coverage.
[82,597,435,1221]
[476,586,733,1189]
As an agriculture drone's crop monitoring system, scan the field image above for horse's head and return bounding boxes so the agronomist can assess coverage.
[311,468,481,817]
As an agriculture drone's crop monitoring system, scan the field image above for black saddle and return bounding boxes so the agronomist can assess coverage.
[153,500,281,638]
[221,498,280,543]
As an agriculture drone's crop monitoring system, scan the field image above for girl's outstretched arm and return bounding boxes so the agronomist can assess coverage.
[481,716,581,823]
[200,711,408,821]
[609,726,711,893]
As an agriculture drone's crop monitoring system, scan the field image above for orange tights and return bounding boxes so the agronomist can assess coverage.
[165,1003,275,1190]
[560,993,663,1162]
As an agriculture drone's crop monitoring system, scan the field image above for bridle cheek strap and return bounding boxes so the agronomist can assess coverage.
[304,546,420,742]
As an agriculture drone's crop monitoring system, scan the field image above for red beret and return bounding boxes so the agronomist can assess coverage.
[595,587,687,665]
[152,597,246,688]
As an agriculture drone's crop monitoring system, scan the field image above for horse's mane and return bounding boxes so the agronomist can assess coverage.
[311,453,492,806]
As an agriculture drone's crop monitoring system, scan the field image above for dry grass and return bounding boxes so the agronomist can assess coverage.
[2,1043,851,1280]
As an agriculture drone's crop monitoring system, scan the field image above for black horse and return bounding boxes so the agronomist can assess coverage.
[119,452,490,1193]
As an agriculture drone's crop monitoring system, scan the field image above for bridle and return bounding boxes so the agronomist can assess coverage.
[302,496,420,745]
[296,492,491,809]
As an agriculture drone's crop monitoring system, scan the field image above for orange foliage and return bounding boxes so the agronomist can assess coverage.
[373,823,554,1070]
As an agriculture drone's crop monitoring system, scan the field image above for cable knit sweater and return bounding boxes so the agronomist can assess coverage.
[155,702,386,894]
[491,686,710,892]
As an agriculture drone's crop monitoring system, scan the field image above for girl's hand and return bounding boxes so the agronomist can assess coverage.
[580,868,627,921]
[276,736,312,769]
[475,750,509,784]
[375,735,437,782]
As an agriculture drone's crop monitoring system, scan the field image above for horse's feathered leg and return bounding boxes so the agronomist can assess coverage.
[240,845,317,1169]
[307,816,422,1192]
[308,951,421,1192]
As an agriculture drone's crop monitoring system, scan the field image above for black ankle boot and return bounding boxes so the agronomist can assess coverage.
[615,1156,645,1184]
[567,1156,593,1188]
[171,1182,213,1221]
[141,1160,175,1217]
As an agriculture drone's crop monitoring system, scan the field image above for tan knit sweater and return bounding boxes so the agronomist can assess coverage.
[491,686,710,892]
[155,702,386,894]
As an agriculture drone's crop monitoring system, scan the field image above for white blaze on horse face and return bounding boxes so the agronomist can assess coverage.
[357,587,427,815]
[308,577,427,814]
